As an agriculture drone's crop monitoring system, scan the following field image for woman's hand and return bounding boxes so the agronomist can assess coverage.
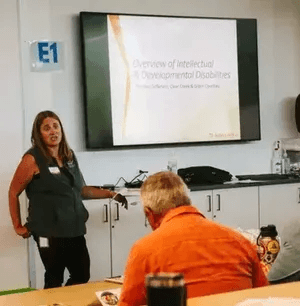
[81,186,128,209]
[113,193,128,210]
[15,225,31,239]
[9,154,38,239]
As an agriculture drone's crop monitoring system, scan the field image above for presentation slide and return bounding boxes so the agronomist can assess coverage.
[107,15,241,146]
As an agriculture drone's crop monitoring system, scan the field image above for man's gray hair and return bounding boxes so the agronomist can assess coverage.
[140,171,191,214]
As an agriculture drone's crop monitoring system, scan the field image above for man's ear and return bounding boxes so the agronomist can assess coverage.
[144,206,157,230]
[144,206,152,217]
[144,206,153,224]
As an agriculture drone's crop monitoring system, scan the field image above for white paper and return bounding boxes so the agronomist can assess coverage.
[235,297,300,306]
[104,276,124,284]
[48,166,60,174]
[224,179,262,184]
[39,237,49,248]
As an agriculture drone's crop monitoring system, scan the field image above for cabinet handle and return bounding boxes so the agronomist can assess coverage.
[103,204,108,223]
[216,194,221,211]
[114,203,120,221]
[298,188,300,204]
[207,195,212,212]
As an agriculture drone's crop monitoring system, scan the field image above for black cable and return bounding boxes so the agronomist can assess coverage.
[124,170,148,188]
[114,176,128,187]
[102,170,149,190]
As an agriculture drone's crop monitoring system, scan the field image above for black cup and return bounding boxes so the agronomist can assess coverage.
[146,273,186,306]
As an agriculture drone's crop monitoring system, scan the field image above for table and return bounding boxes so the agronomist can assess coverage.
[0,281,121,306]
[188,282,300,306]
[2,281,300,306]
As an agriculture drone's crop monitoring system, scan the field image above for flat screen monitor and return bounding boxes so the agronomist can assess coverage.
[79,12,261,149]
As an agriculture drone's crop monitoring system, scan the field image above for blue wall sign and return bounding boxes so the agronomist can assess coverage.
[30,41,63,72]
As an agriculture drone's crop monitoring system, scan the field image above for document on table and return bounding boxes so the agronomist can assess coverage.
[235,297,300,305]
[104,275,124,284]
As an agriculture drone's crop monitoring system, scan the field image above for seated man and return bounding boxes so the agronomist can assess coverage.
[268,218,300,284]
[118,171,269,306]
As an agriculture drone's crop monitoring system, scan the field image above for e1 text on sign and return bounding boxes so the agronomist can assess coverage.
[30,41,63,72]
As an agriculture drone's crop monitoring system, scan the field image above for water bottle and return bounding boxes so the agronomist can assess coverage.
[282,150,290,174]
[167,158,178,174]
[146,272,186,306]
[271,141,283,174]
[257,225,280,272]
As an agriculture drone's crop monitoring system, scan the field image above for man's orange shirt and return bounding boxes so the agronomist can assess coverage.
[118,206,269,306]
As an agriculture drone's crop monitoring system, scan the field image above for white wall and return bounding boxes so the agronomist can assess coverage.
[1,0,300,291]
[0,0,29,291]
[18,0,300,186]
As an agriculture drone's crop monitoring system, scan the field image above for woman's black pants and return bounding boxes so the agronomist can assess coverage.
[34,235,90,289]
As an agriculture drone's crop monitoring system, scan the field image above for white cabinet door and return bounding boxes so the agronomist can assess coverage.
[213,187,259,230]
[189,190,213,219]
[84,199,111,280]
[259,183,300,237]
[189,187,259,230]
[111,196,151,277]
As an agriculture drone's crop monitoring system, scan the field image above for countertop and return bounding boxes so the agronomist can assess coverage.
[109,173,300,194]
[188,173,300,192]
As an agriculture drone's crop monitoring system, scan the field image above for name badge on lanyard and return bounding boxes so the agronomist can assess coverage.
[48,166,60,175]
[39,237,49,248]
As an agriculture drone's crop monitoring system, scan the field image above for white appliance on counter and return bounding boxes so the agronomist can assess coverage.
[281,138,300,172]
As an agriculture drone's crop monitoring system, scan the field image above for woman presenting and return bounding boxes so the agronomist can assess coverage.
[8,110,127,289]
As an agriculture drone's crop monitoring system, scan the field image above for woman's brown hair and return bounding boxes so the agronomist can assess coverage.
[31,110,73,163]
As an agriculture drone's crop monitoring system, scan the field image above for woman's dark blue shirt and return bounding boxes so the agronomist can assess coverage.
[25,147,88,237]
